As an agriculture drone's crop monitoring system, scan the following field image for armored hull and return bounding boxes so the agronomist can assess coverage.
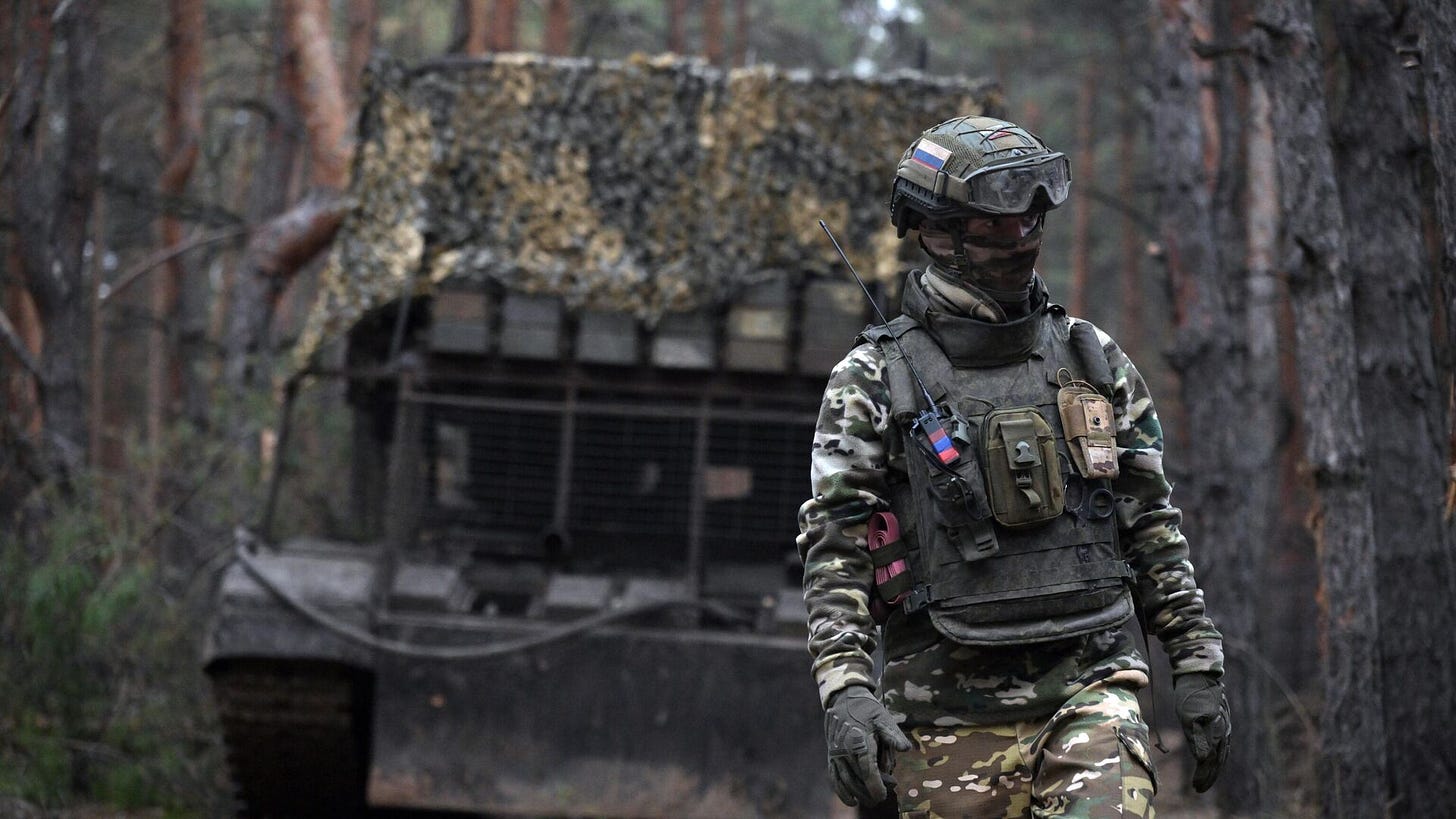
[206,542,823,817]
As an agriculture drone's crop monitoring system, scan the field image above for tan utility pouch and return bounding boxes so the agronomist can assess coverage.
[1057,375,1120,480]
[980,407,1064,528]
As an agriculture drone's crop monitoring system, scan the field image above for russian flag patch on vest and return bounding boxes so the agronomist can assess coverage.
[911,139,952,172]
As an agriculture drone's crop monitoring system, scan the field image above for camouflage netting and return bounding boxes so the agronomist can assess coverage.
[296,53,1001,365]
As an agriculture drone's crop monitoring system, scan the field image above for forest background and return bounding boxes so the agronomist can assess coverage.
[2,0,1453,817]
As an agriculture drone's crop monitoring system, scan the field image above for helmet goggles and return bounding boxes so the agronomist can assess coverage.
[949,152,1071,215]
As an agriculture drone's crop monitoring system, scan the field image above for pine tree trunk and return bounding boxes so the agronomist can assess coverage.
[150,0,204,504]
[5,0,101,478]
[666,0,687,54]
[4,0,56,463]
[46,0,101,470]
[1327,1,1456,810]
[345,0,377,102]
[460,0,489,56]
[491,0,518,52]
[1153,0,1274,807]
[1220,6,1278,813]
[1069,59,1097,318]
[88,194,105,468]
[1413,0,1456,538]
[1115,27,1144,357]
[703,0,724,66]
[223,0,300,395]
[1252,1,1388,815]
[543,0,570,56]
[732,0,750,67]
[224,0,350,394]
[284,0,348,190]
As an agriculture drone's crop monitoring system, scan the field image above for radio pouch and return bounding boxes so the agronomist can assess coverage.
[981,407,1064,528]
[1057,375,1120,480]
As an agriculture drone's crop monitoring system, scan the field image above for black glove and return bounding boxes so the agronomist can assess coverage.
[823,685,911,807]
[1174,672,1231,792]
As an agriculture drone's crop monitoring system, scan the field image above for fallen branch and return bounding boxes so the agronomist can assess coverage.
[0,308,45,383]
[100,225,252,307]
[247,190,347,278]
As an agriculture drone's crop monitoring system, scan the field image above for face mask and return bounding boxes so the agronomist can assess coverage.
[918,214,1044,300]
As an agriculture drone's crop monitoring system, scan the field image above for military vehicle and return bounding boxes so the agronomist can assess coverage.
[203,54,997,818]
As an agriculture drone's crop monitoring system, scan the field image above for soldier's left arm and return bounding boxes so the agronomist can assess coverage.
[795,344,895,707]
[1090,321,1226,679]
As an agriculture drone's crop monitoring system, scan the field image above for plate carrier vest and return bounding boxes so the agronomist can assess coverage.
[860,279,1134,647]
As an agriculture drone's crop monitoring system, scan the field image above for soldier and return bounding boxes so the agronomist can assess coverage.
[798,116,1230,817]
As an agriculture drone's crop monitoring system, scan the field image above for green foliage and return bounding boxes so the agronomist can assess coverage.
[0,473,230,815]
[265,378,368,543]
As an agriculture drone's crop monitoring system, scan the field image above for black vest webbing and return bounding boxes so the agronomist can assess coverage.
[862,304,1133,646]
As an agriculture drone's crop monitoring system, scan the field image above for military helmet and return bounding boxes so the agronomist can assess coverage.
[889,116,1071,237]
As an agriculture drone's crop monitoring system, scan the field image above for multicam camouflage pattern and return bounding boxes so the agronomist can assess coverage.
[294,54,1000,370]
[879,619,1149,728]
[895,673,1156,818]
[795,298,1224,711]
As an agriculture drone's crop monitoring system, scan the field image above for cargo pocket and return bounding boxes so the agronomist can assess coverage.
[1117,724,1158,817]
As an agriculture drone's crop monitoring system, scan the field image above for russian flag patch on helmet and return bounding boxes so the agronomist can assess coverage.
[911,139,952,171]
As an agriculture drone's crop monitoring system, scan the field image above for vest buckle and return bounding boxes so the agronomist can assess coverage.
[902,584,932,614]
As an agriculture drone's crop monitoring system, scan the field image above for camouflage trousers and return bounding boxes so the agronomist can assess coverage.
[894,674,1157,818]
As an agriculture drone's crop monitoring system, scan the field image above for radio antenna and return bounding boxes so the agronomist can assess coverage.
[819,220,937,411]
[819,220,960,466]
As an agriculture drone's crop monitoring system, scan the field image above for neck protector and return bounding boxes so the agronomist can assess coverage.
[901,269,1049,368]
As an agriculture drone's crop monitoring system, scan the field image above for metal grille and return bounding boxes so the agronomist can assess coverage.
[422,401,562,555]
[704,417,814,564]
[414,387,815,576]
[567,410,695,573]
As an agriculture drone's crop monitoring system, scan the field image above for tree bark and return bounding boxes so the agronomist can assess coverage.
[461,0,489,56]
[1153,0,1276,808]
[7,0,57,320]
[150,0,205,504]
[1220,5,1279,812]
[1115,27,1144,357]
[703,0,724,66]
[543,0,571,56]
[491,0,518,52]
[224,0,351,394]
[1252,1,1388,815]
[0,8,46,466]
[5,0,101,479]
[283,0,349,190]
[1412,0,1456,538]
[88,193,105,469]
[1069,58,1097,318]
[732,0,750,67]
[666,0,687,54]
[345,0,377,103]
[1328,1,1456,810]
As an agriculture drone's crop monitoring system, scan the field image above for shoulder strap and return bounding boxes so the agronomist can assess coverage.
[859,316,928,423]
[854,314,917,346]
[1068,320,1115,400]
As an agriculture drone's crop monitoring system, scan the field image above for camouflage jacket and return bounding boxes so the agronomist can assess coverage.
[796,276,1224,723]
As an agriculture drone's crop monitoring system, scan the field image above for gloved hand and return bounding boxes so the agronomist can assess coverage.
[823,685,911,807]
[1174,672,1231,792]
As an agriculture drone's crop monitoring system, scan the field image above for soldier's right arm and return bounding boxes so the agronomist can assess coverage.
[796,343,895,708]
